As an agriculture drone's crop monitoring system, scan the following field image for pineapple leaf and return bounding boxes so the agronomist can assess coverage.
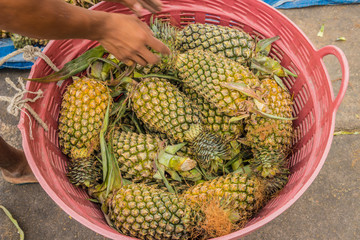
[100,93,123,196]
[317,24,325,37]
[87,199,100,203]
[166,170,182,181]
[229,114,250,123]
[221,82,265,103]
[256,36,280,55]
[273,75,288,92]
[154,159,175,193]
[0,205,24,240]
[25,45,106,82]
[254,99,266,111]
[164,142,187,154]
[334,131,360,135]
[251,108,297,120]
[283,67,298,77]
[251,57,277,75]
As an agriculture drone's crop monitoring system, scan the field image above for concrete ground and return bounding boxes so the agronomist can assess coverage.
[0,3,359,240]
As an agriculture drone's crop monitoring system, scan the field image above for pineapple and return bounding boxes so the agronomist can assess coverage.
[10,33,48,49]
[176,49,261,117]
[245,78,294,178]
[58,78,111,158]
[182,85,244,141]
[112,130,197,183]
[67,155,102,189]
[128,77,231,172]
[182,172,266,225]
[177,23,256,64]
[100,183,199,240]
[150,20,297,79]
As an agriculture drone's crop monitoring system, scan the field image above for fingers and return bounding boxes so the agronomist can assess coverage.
[146,36,171,55]
[137,0,162,13]
[138,47,161,65]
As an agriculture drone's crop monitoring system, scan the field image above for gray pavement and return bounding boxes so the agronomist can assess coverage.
[1,4,359,240]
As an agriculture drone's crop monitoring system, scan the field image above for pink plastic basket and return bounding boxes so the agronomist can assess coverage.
[18,0,349,239]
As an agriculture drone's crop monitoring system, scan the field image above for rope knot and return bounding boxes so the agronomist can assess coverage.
[0,77,48,139]
[21,45,42,62]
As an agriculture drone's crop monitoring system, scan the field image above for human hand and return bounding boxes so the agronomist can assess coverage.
[97,13,170,66]
[105,0,162,15]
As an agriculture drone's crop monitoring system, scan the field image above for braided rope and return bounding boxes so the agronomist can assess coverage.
[0,45,59,139]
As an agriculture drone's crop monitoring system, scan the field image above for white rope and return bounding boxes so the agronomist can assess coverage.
[0,45,60,72]
[0,77,49,140]
[0,45,60,140]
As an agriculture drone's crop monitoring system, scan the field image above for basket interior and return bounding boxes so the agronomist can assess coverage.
[21,0,336,239]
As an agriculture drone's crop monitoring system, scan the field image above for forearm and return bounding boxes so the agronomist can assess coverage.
[0,0,107,40]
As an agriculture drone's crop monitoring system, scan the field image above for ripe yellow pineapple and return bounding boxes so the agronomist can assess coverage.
[182,172,266,225]
[182,85,244,141]
[245,78,294,178]
[58,78,111,159]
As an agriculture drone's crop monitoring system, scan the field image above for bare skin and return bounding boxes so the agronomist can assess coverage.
[0,0,169,184]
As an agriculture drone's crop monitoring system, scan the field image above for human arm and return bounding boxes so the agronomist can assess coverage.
[0,0,169,65]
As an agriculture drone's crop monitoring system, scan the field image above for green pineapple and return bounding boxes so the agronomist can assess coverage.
[128,77,232,172]
[182,85,244,141]
[177,23,256,64]
[58,78,111,158]
[67,155,102,189]
[176,49,261,117]
[99,183,199,240]
[112,130,197,183]
[245,78,294,178]
[150,20,297,79]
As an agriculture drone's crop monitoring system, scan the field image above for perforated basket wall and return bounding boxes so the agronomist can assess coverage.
[19,0,348,239]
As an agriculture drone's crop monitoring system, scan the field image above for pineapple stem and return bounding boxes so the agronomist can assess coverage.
[0,205,24,240]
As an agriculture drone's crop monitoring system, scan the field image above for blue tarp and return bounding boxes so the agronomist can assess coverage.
[1,0,359,69]
[0,38,35,69]
[264,0,359,8]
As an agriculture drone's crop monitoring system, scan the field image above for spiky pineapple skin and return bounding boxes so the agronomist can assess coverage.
[58,78,111,158]
[106,184,195,240]
[177,23,256,63]
[10,33,48,49]
[112,130,163,182]
[129,77,231,170]
[176,49,261,117]
[182,172,265,222]
[182,85,244,140]
[130,77,202,143]
[67,156,102,189]
[245,78,293,178]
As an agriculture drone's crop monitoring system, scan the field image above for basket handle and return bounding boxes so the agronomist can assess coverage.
[316,45,349,112]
